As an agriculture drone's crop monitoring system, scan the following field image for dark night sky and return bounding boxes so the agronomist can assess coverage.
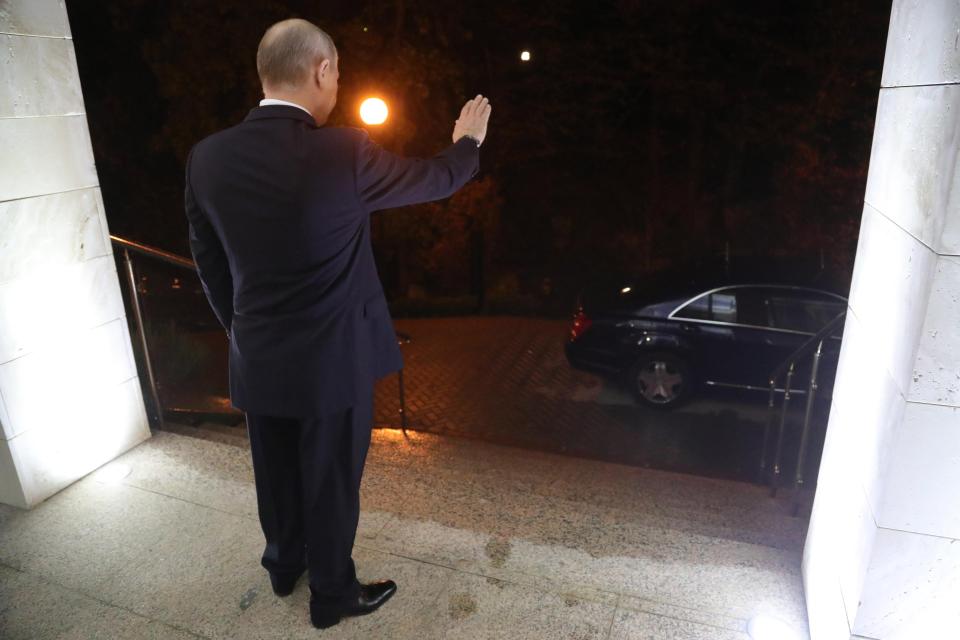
[67,0,891,307]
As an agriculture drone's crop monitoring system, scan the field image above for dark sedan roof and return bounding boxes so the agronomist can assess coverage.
[581,258,848,315]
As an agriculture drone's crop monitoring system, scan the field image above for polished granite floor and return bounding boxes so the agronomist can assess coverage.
[0,427,811,639]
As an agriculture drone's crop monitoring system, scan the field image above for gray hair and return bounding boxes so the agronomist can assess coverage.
[256,19,336,89]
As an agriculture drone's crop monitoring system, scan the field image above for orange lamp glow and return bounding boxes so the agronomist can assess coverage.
[360,97,388,125]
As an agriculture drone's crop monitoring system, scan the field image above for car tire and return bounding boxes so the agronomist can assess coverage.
[629,351,693,409]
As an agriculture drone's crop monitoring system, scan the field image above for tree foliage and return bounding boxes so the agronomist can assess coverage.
[69,0,891,304]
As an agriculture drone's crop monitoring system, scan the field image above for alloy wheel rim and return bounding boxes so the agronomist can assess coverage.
[637,360,684,403]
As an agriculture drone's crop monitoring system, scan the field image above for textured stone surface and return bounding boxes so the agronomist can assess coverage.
[802,553,851,640]
[93,496,265,639]
[0,378,149,505]
[0,188,109,287]
[0,436,25,508]
[882,0,960,88]
[0,0,72,38]
[0,33,84,118]
[609,607,749,640]
[0,115,97,202]
[0,390,10,440]
[0,565,197,640]
[0,256,124,368]
[864,85,960,255]
[853,527,960,639]
[0,478,189,593]
[909,255,960,406]
[879,402,960,538]
[806,453,878,632]
[115,424,257,517]
[617,595,748,635]
[0,317,136,438]
[419,570,614,640]
[819,308,905,518]
[0,429,811,639]
[846,204,938,398]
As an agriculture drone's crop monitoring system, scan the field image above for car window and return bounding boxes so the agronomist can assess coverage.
[710,292,737,322]
[733,288,771,327]
[675,294,711,320]
[674,288,759,325]
[767,293,846,333]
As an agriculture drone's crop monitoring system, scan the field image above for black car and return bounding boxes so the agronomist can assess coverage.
[565,264,847,408]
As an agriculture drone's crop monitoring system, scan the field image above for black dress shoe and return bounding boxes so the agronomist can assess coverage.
[269,568,305,597]
[310,580,397,629]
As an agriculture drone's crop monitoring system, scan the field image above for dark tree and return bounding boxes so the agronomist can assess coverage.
[69,0,890,311]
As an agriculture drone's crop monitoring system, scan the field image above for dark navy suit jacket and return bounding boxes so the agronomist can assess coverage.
[185,105,479,417]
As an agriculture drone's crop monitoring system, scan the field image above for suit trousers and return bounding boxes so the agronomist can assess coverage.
[245,391,373,604]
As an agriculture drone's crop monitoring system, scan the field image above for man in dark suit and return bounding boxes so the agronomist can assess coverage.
[184,18,491,629]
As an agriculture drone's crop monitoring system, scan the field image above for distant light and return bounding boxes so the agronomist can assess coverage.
[748,614,800,640]
[93,462,132,484]
[520,50,531,62]
[621,286,632,294]
[360,97,388,125]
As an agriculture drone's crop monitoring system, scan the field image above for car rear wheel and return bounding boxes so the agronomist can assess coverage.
[631,351,692,409]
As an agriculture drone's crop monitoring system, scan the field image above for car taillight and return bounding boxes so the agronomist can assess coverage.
[570,309,592,340]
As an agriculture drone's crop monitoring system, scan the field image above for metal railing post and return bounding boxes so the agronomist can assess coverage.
[121,248,165,430]
[792,339,824,514]
[397,368,408,433]
[395,332,412,433]
[760,381,777,481]
[770,362,795,497]
[762,310,845,499]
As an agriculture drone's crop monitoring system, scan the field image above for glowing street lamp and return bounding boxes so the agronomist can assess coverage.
[520,50,531,62]
[360,97,388,125]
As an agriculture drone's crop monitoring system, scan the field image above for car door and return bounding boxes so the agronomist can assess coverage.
[764,288,846,390]
[670,288,730,383]
[671,286,777,387]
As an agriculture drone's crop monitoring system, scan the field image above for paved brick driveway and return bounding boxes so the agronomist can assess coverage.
[175,317,824,483]
[373,317,821,483]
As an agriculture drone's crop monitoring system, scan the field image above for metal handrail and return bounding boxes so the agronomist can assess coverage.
[768,311,845,383]
[110,235,410,431]
[110,235,196,270]
[760,310,846,511]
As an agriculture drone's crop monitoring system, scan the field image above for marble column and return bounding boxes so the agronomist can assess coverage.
[802,1,960,638]
[0,0,150,508]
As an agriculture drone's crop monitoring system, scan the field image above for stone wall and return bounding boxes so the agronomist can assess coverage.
[803,1,960,638]
[0,0,150,508]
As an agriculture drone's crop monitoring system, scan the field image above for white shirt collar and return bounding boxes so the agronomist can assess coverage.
[259,98,312,116]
